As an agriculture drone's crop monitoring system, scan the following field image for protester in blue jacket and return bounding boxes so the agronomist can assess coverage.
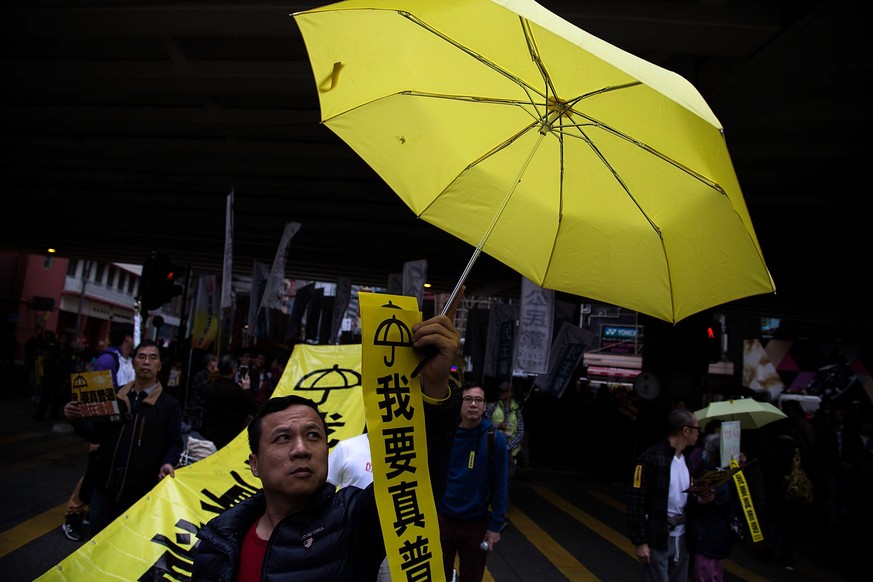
[438,381,509,582]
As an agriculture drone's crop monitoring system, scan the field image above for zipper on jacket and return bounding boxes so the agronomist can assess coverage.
[116,414,142,502]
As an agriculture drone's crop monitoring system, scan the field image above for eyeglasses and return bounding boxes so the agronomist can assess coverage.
[135,353,160,362]
[685,425,701,432]
[462,396,485,405]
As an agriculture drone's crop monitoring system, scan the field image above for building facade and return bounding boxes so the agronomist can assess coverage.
[1,252,181,371]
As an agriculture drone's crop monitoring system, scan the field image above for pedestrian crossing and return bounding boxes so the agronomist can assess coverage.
[0,414,853,582]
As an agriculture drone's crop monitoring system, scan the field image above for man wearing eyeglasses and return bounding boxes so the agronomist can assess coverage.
[63,339,183,536]
[627,407,713,582]
[437,381,509,582]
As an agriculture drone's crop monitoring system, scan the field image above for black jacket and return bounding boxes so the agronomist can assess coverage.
[627,439,694,550]
[73,382,183,506]
[194,484,384,582]
[200,376,254,449]
[193,386,461,582]
[687,467,735,559]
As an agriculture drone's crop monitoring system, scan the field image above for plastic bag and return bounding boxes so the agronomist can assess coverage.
[178,433,217,467]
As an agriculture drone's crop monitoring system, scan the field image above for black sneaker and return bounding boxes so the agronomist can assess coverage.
[62,514,84,542]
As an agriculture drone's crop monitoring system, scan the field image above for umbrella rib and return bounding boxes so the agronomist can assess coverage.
[554,109,678,317]
[520,16,558,115]
[562,107,727,197]
[441,127,550,314]
[401,11,549,111]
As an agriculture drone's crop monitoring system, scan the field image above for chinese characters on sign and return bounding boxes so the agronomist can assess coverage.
[71,370,119,419]
[361,293,444,581]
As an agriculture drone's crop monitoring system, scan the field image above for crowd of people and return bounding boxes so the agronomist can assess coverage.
[39,321,292,543]
[27,315,873,582]
[624,394,873,581]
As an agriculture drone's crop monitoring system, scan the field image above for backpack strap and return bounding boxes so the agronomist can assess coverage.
[96,348,122,387]
[486,426,496,506]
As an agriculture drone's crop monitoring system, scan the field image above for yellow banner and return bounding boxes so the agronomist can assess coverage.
[730,459,763,543]
[191,275,218,350]
[360,292,445,582]
[38,344,366,581]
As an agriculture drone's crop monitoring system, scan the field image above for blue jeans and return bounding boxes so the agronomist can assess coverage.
[87,485,125,536]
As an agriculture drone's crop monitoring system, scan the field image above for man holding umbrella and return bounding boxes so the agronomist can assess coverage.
[627,408,713,582]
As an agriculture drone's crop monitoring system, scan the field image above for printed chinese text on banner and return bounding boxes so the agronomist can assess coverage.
[360,292,444,582]
[515,277,554,374]
[37,344,367,581]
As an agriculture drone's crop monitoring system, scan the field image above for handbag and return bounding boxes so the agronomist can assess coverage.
[784,447,814,504]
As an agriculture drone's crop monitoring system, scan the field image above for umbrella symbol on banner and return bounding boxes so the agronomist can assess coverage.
[373,314,413,366]
[295,364,362,405]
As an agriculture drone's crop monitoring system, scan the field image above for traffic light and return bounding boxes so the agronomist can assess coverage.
[705,318,723,363]
[139,251,183,311]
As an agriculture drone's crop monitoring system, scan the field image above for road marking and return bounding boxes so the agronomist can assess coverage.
[536,487,770,582]
[452,556,495,582]
[508,502,599,581]
[0,503,68,557]
[0,437,86,478]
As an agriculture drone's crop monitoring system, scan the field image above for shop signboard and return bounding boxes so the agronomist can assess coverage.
[600,324,641,354]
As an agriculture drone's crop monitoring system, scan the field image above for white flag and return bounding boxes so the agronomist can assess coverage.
[330,277,352,344]
[515,277,554,374]
[258,222,302,314]
[402,259,428,309]
[247,260,271,339]
[220,189,234,312]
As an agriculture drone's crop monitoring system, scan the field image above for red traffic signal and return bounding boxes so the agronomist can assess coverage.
[139,251,183,311]
[705,319,723,363]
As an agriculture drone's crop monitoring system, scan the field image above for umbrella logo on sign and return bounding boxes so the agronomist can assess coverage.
[373,314,413,366]
[295,364,362,405]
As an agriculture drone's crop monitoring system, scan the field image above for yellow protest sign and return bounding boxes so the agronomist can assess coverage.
[70,370,119,420]
[730,458,763,543]
[360,292,445,582]
[38,344,366,581]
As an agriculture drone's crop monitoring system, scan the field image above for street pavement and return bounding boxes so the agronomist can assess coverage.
[1,392,866,581]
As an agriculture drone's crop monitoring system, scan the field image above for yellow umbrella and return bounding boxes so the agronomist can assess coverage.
[293,0,776,323]
[695,398,787,431]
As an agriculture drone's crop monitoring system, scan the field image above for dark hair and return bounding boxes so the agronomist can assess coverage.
[110,323,134,348]
[462,379,481,391]
[133,339,160,357]
[218,354,237,376]
[247,395,326,455]
[668,408,695,435]
[201,352,218,367]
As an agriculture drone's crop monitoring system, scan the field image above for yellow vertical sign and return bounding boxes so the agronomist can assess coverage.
[360,292,445,582]
[730,458,763,543]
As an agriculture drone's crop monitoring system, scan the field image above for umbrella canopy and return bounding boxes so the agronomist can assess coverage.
[695,398,787,430]
[293,0,775,323]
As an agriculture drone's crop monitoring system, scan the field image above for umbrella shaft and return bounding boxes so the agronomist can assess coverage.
[441,131,547,315]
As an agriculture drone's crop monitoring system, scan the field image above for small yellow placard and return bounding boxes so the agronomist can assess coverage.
[70,370,120,419]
